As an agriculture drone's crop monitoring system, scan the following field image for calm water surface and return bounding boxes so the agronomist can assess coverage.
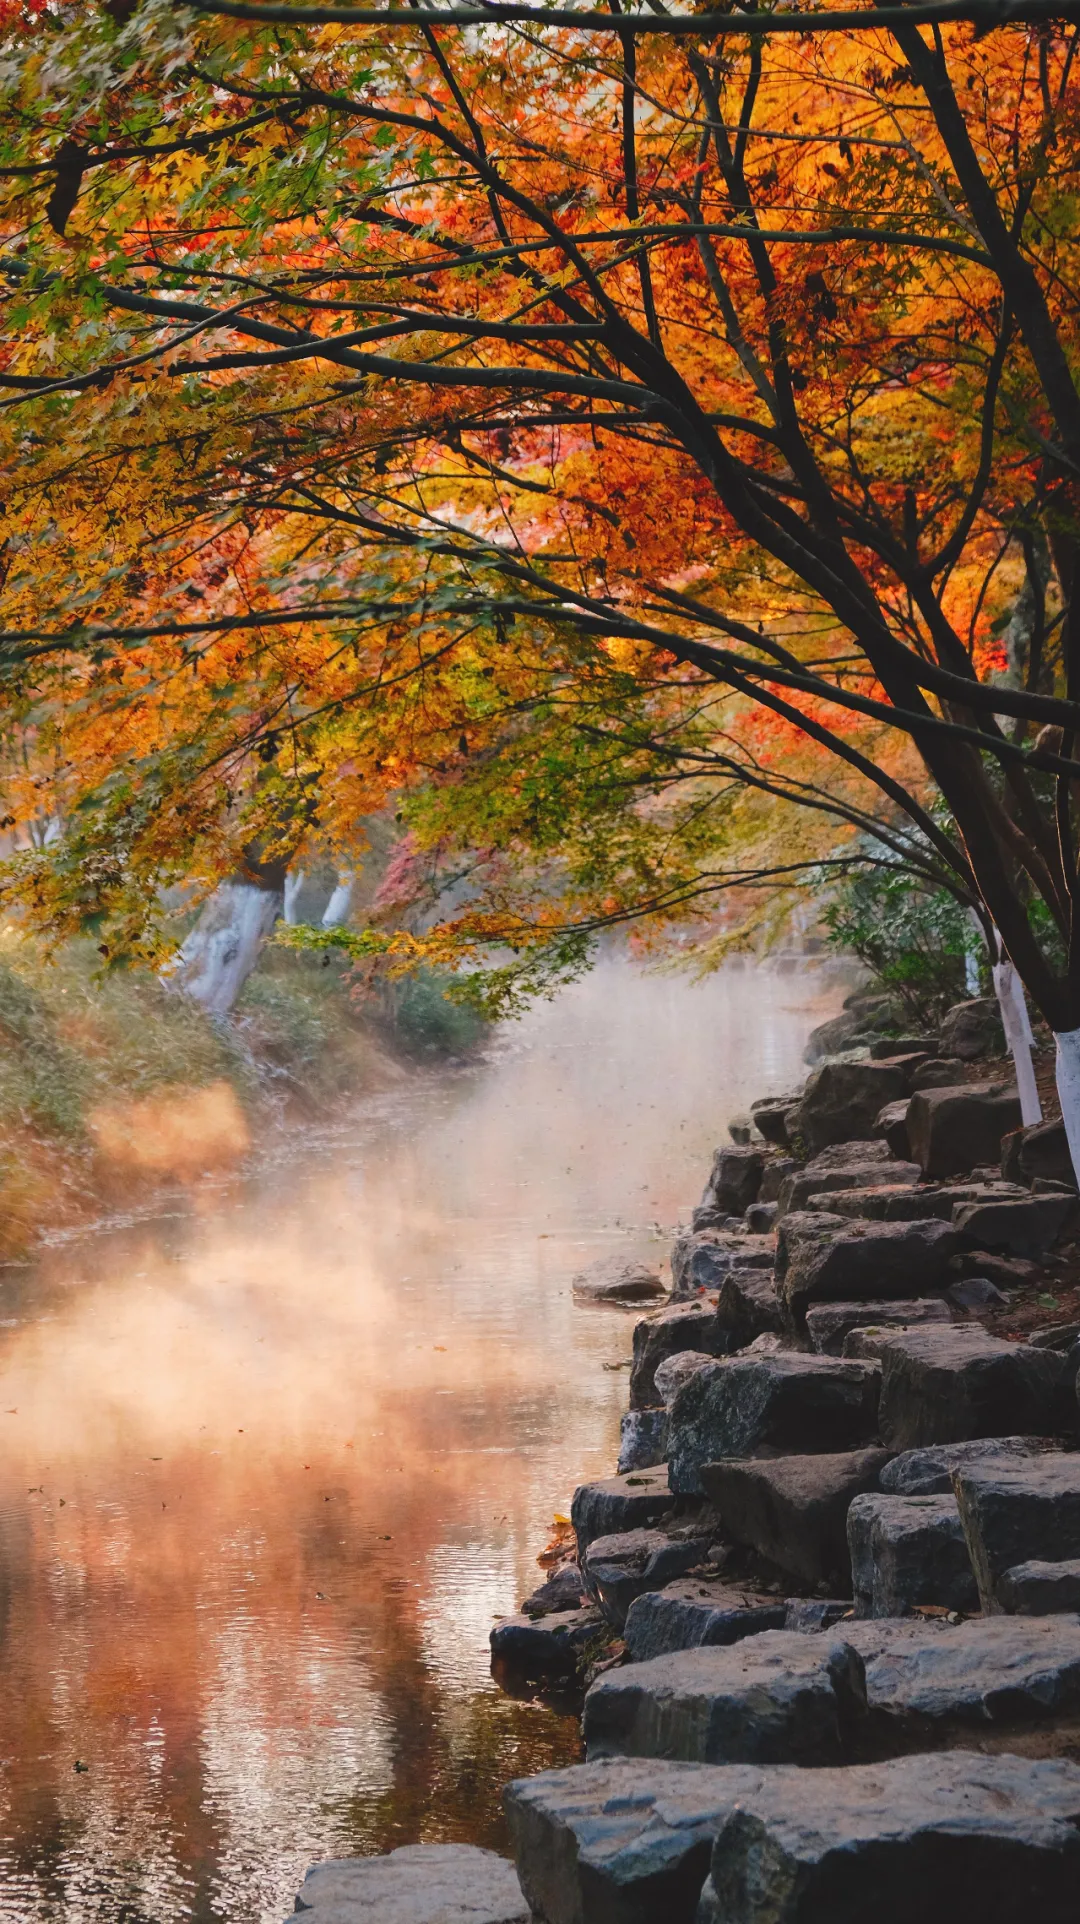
[0,959,835,1923]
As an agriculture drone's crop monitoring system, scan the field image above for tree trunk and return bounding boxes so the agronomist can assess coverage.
[162,876,282,1014]
[992,959,1042,1128]
[322,873,355,928]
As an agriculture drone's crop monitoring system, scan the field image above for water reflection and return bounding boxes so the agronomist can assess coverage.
[0,959,835,1922]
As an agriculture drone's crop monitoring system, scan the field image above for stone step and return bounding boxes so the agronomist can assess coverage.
[999,1560,1080,1613]
[906,1082,1022,1179]
[670,1231,774,1299]
[629,1300,727,1411]
[582,1526,715,1630]
[289,1844,529,1923]
[666,1352,882,1495]
[778,1160,920,1218]
[846,1612,1080,1743]
[805,1298,950,1355]
[847,1491,978,1618]
[570,1466,680,1557]
[792,1061,913,1155]
[699,1448,891,1590]
[952,1454,1080,1611]
[953,1191,1074,1258]
[879,1434,1060,1495]
[623,1579,786,1662]
[506,1752,1080,1924]
[776,1214,960,1318]
[846,1325,1073,1451]
[489,1606,607,1681]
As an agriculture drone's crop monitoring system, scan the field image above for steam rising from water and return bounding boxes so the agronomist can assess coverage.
[0,958,836,1923]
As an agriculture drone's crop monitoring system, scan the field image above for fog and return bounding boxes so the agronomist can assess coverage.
[0,957,837,1923]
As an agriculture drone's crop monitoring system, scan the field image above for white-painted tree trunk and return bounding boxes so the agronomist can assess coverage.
[161,878,282,1014]
[322,873,355,929]
[1055,1028,1080,1187]
[992,959,1042,1127]
[283,868,305,925]
[964,908,984,994]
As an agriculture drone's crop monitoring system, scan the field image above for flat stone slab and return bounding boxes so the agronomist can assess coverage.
[582,1631,865,1766]
[821,1181,986,1222]
[847,1613,1080,1738]
[623,1580,786,1662]
[699,1751,1080,1924]
[700,1448,891,1589]
[290,1845,529,1923]
[582,1527,713,1630]
[571,1466,678,1557]
[572,1257,665,1303]
[490,1606,606,1679]
[999,1560,1080,1613]
[666,1352,881,1495]
[879,1435,1058,1495]
[778,1160,920,1217]
[806,1298,950,1355]
[776,1214,960,1317]
[952,1455,1080,1611]
[847,1491,978,1618]
[507,1752,1080,1924]
[873,1326,1072,1450]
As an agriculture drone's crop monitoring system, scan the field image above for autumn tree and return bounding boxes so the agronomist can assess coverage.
[2,0,1080,1133]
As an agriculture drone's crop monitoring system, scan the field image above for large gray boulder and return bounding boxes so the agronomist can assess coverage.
[777,1159,920,1218]
[700,1752,1080,1924]
[490,1606,606,1680]
[582,1631,865,1766]
[873,1325,1072,1451]
[571,1466,678,1557]
[879,1434,1058,1495]
[713,1270,782,1348]
[582,1527,713,1630]
[703,1145,765,1216]
[750,1096,800,1148]
[952,1454,1080,1611]
[793,1062,909,1155]
[776,1214,959,1318]
[700,1449,891,1590]
[630,1301,727,1410]
[617,1408,668,1472]
[939,995,1005,1060]
[805,1298,950,1355]
[289,1846,529,1924]
[997,1560,1080,1613]
[653,1351,715,1406]
[953,1191,1074,1258]
[666,1352,882,1495]
[847,1491,978,1617]
[623,1579,787,1662]
[906,1082,1023,1179]
[506,1753,1080,1924]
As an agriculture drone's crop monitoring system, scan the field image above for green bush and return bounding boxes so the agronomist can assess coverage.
[387,966,489,1058]
[821,863,978,1027]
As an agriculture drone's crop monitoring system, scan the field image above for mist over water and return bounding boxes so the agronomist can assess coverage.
[0,958,837,1924]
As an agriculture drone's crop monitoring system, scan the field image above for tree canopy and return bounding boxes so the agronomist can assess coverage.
[1,0,1079,1018]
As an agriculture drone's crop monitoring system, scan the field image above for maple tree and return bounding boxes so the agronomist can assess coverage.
[0,0,1079,1071]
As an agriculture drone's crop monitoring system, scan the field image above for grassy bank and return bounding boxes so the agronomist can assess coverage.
[0,932,485,1260]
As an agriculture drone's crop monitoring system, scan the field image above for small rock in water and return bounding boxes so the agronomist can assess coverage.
[289,1844,530,1923]
[490,1606,606,1680]
[572,1257,665,1304]
[521,1563,586,1617]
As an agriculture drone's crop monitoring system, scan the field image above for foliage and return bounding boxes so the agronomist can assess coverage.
[821,861,977,1026]
[1,2,1080,1022]
[385,965,490,1058]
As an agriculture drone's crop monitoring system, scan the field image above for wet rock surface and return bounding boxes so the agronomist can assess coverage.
[490,1607,607,1679]
[700,1449,891,1590]
[847,1491,978,1618]
[666,1352,882,1495]
[290,1845,530,1924]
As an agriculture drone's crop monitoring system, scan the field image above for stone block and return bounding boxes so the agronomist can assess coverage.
[572,1257,665,1303]
[700,1752,1080,1924]
[793,1062,910,1155]
[582,1527,713,1630]
[759,1156,798,1203]
[875,1326,1072,1451]
[666,1352,882,1495]
[953,1192,1074,1258]
[776,1214,959,1318]
[670,1231,773,1300]
[630,1301,728,1410]
[997,1560,1080,1613]
[848,1612,1080,1740]
[713,1270,781,1348]
[617,1408,668,1472]
[290,1845,530,1924]
[952,1454,1080,1611]
[906,1083,1023,1179]
[876,1099,912,1159]
[939,995,1005,1059]
[490,1607,606,1680]
[623,1580,787,1662]
[571,1466,678,1557]
[847,1491,978,1617]
[879,1435,1058,1495]
[778,1159,920,1218]
[582,1631,865,1766]
[822,1182,984,1222]
[700,1449,891,1590]
[749,1097,799,1148]
[653,1351,715,1407]
[805,1298,950,1355]
[1001,1117,1077,1190]
[703,1146,765,1216]
[744,1201,778,1232]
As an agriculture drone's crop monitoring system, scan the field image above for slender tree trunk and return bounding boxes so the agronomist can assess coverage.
[992,958,1042,1128]
[162,875,283,1014]
[322,873,355,928]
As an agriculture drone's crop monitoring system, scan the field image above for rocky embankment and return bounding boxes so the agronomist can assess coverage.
[285,989,1080,1922]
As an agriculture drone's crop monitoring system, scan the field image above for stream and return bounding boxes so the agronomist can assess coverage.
[0,957,835,1923]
